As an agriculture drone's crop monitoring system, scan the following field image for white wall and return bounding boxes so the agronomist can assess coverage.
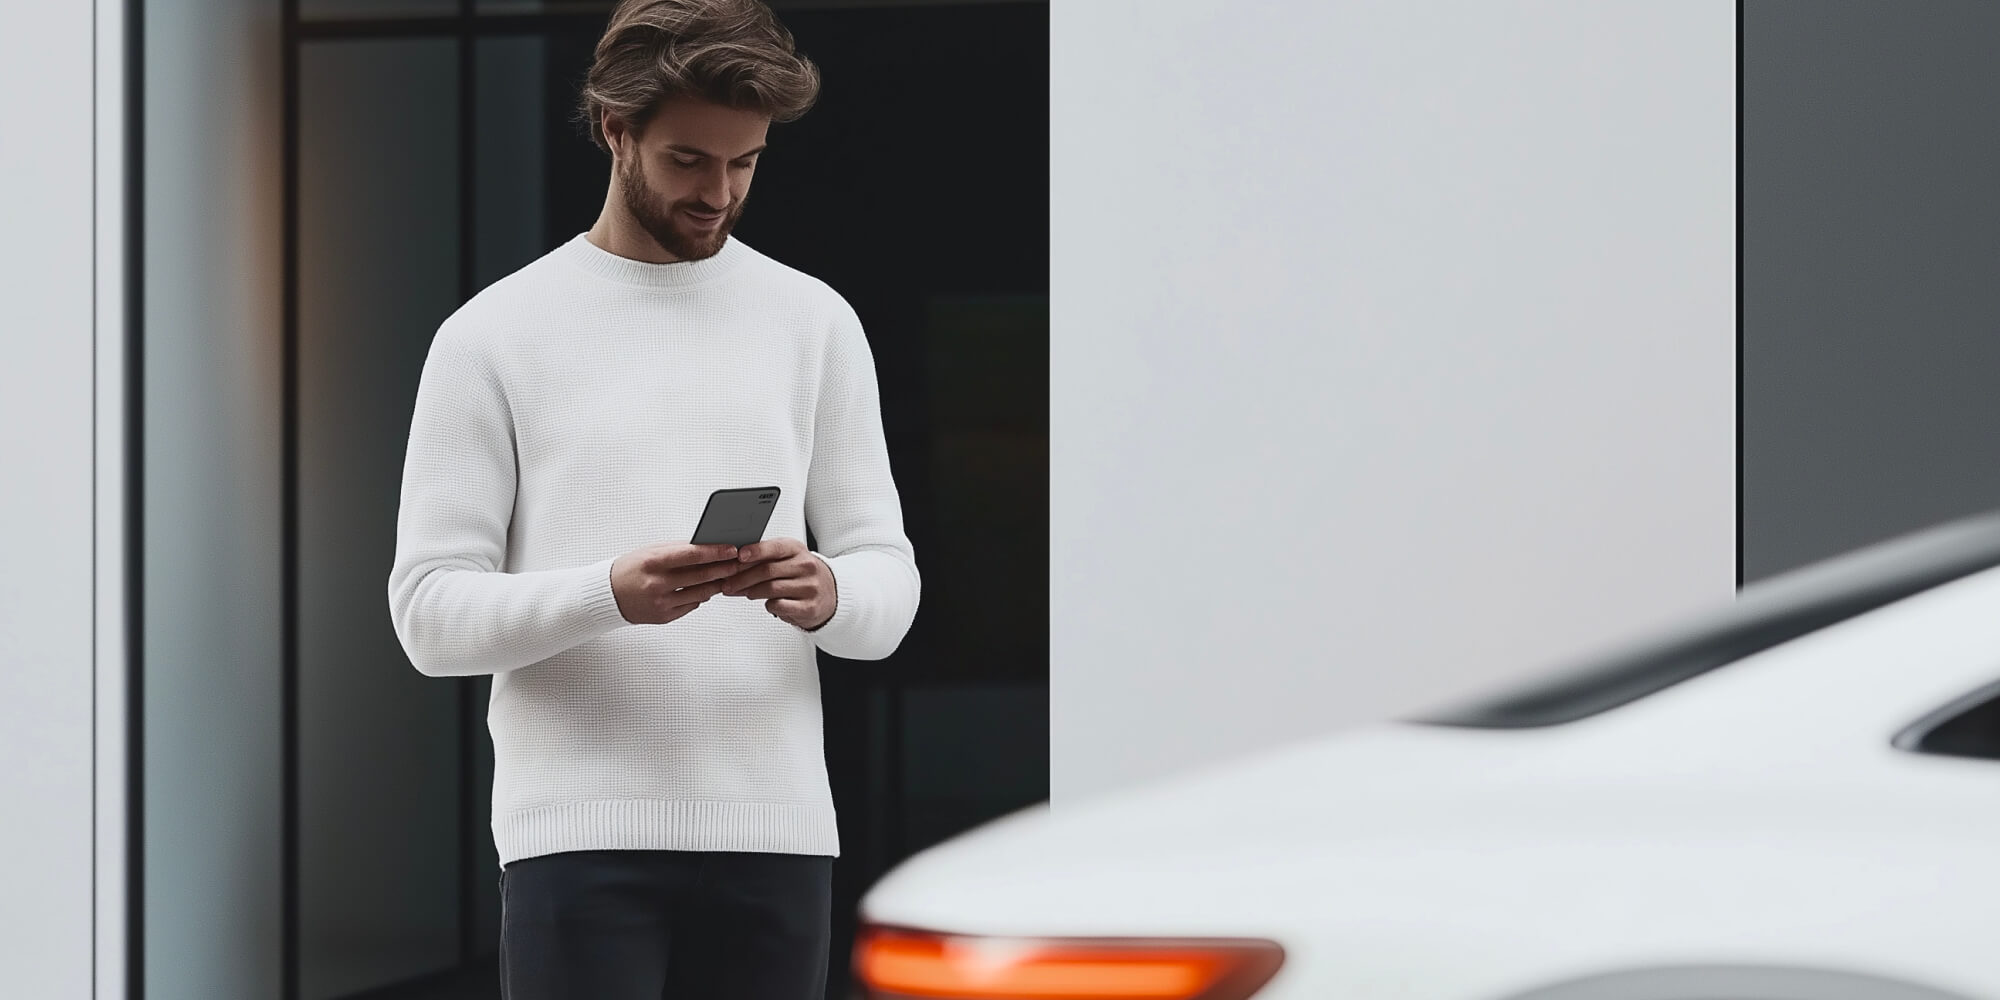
[0,2,105,996]
[1050,0,1737,803]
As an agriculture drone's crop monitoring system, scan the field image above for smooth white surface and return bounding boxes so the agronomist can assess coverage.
[866,564,2000,999]
[0,2,100,996]
[95,0,132,995]
[1050,0,1736,802]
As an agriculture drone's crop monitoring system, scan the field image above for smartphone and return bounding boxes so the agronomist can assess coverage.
[690,486,781,548]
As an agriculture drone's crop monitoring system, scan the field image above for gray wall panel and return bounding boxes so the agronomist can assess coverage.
[299,37,463,1000]
[140,0,287,993]
[1743,0,2000,581]
[474,35,550,292]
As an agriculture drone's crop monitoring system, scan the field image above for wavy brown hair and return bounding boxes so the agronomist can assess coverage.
[575,0,822,154]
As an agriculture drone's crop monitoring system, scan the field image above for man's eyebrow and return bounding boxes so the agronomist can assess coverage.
[665,144,767,159]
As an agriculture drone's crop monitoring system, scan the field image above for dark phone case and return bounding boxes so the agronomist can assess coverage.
[689,486,782,547]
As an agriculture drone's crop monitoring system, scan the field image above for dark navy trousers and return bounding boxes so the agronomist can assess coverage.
[497,849,834,1000]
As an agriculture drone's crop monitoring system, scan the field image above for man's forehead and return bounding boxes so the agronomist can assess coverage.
[646,97,769,141]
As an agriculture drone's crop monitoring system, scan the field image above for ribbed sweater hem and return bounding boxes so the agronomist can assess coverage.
[493,798,840,867]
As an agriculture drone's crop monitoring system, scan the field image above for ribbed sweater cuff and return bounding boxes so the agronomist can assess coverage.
[576,556,628,631]
[808,549,916,660]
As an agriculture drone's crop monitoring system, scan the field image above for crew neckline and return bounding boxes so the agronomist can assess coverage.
[558,230,748,290]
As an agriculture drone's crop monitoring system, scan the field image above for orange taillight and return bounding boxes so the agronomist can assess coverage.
[853,924,1285,1000]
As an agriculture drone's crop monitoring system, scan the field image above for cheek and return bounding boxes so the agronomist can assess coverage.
[636,161,674,192]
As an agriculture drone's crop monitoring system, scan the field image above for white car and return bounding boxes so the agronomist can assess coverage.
[853,513,2000,1000]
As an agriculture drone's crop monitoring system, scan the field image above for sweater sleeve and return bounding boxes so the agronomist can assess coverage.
[802,298,922,660]
[386,329,630,677]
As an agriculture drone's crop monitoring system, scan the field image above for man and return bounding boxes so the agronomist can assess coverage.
[385,0,920,996]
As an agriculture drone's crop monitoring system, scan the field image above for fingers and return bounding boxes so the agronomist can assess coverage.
[693,543,740,564]
[734,577,814,601]
[661,579,727,609]
[651,544,739,571]
[736,537,805,565]
[721,553,811,595]
[662,558,742,591]
[720,563,777,594]
[623,539,813,626]
[766,597,813,624]
[621,577,724,625]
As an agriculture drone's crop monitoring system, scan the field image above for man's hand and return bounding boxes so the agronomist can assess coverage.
[722,538,837,631]
[610,543,741,625]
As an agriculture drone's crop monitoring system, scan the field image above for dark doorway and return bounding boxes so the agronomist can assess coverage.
[284,2,1048,998]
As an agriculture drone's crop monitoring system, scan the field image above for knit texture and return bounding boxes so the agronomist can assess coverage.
[387,232,920,866]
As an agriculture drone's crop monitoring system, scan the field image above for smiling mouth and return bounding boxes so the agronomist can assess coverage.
[685,209,725,225]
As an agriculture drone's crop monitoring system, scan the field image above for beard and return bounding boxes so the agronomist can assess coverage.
[619,154,745,263]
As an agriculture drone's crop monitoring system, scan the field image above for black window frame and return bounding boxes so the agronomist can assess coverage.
[1893,677,2000,762]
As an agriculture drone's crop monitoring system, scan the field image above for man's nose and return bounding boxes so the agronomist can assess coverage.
[698,170,731,210]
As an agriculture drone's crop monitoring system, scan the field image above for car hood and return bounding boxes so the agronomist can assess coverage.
[860,720,1983,938]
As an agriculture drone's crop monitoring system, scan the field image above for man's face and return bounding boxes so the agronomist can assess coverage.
[613,96,770,262]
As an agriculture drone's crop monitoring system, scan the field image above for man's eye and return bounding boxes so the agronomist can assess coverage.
[670,157,755,169]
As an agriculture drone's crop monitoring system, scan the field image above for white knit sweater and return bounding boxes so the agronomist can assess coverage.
[386,232,920,866]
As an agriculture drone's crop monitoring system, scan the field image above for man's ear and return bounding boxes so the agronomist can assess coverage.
[602,110,628,158]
